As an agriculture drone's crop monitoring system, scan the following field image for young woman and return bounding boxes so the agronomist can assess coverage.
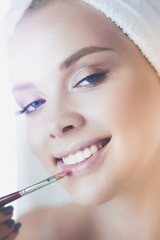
[1,0,160,239]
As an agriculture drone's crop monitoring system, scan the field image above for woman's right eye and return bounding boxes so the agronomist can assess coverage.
[16,99,46,115]
[72,69,109,89]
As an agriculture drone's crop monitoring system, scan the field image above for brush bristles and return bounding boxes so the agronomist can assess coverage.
[55,171,66,181]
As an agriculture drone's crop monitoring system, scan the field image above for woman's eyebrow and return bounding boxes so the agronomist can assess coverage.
[12,47,113,93]
[12,83,36,93]
[60,46,114,70]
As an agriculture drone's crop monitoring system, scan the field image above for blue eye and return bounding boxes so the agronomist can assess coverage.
[73,70,109,88]
[16,99,46,115]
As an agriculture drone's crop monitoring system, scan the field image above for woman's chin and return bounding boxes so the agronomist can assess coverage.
[64,180,118,206]
[70,191,113,206]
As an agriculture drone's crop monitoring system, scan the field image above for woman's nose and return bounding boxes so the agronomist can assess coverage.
[48,111,85,138]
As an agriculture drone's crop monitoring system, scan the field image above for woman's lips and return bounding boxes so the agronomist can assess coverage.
[57,137,111,177]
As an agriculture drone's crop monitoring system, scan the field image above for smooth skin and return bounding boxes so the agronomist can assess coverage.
[8,0,160,239]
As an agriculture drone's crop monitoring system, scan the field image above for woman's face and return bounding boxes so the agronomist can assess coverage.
[9,0,160,205]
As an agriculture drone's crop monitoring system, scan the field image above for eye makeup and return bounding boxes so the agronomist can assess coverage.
[73,69,110,89]
[16,98,46,115]
[67,53,113,92]
[14,53,113,116]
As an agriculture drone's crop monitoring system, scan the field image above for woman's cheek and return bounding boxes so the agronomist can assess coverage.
[26,120,46,159]
[26,118,58,174]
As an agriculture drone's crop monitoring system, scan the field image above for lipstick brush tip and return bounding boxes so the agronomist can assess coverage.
[55,171,67,180]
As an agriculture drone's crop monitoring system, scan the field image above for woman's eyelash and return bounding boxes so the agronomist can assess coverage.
[73,69,110,88]
[16,99,46,115]
[15,70,109,115]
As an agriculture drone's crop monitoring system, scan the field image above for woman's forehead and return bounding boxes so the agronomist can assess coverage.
[10,0,126,55]
[8,0,133,85]
[11,1,120,40]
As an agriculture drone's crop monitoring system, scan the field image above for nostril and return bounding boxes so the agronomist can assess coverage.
[49,125,75,138]
[62,125,74,133]
[49,134,55,139]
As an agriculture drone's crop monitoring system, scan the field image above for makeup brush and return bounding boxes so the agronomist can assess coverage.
[0,171,66,207]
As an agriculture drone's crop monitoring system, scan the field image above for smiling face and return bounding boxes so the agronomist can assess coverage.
[9,0,160,205]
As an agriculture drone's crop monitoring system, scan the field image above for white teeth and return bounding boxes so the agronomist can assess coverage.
[83,148,92,158]
[90,145,98,154]
[63,154,75,165]
[75,151,85,163]
[62,144,99,166]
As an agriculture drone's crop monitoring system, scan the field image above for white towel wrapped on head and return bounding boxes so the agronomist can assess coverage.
[3,0,160,76]
[82,0,160,76]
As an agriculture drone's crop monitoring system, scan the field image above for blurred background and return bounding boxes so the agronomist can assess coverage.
[0,0,71,220]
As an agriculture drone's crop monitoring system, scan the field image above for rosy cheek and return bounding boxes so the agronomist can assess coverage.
[108,94,131,126]
[86,86,137,133]
[26,122,43,158]
[26,119,55,171]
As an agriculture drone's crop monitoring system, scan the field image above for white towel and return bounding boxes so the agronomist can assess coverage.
[3,0,160,76]
[81,0,160,76]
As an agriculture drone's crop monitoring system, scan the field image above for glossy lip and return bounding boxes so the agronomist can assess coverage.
[55,137,111,177]
[59,141,111,177]
[54,136,111,159]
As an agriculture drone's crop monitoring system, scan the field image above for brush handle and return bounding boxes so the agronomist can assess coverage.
[19,175,57,197]
[0,176,56,207]
[0,172,65,207]
[0,191,21,207]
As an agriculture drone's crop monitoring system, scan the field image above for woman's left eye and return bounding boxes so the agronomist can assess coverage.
[73,70,109,88]
[16,99,46,115]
